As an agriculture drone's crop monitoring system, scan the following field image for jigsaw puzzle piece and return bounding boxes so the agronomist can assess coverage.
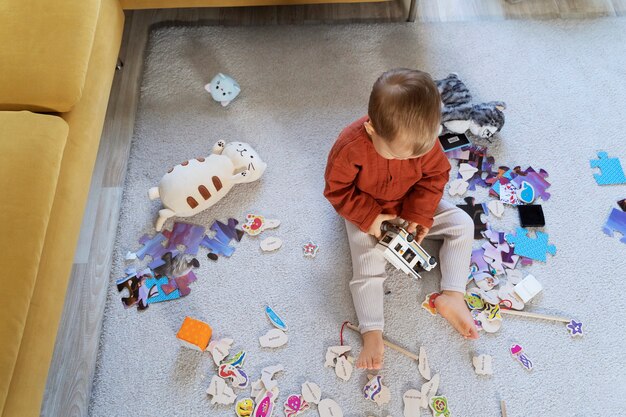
[213,218,244,242]
[457,197,488,239]
[590,151,626,185]
[135,233,167,260]
[201,235,235,257]
[505,228,556,262]
[165,222,206,255]
[161,271,197,297]
[603,208,626,243]
[144,276,180,303]
[512,167,551,201]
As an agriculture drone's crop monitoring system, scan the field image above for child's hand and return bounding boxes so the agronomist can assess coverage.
[368,213,397,239]
[407,222,429,244]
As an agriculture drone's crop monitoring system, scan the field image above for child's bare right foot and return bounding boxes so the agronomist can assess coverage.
[435,291,479,340]
[356,330,385,370]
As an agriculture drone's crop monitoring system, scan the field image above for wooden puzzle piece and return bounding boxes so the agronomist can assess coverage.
[403,389,422,417]
[420,373,440,409]
[334,356,353,381]
[475,310,502,333]
[457,197,488,239]
[223,350,246,368]
[513,274,542,303]
[265,306,288,331]
[477,288,499,305]
[302,241,319,258]
[283,395,309,417]
[301,382,321,404]
[448,178,468,196]
[421,292,441,316]
[430,396,451,417]
[251,379,265,399]
[590,151,626,185]
[242,214,280,236]
[208,338,233,365]
[418,347,431,380]
[497,282,525,310]
[464,291,485,310]
[363,374,390,405]
[325,346,352,367]
[206,375,237,405]
[505,228,556,262]
[236,398,255,417]
[566,319,584,337]
[472,354,493,375]
[510,344,533,371]
[253,389,277,417]
[260,236,282,252]
[458,163,479,181]
[487,200,504,218]
[318,399,343,417]
[603,208,626,244]
[261,364,284,391]
[218,363,249,389]
[164,222,206,255]
[259,328,288,348]
[505,269,523,285]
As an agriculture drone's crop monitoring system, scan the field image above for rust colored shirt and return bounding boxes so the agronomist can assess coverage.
[324,116,450,232]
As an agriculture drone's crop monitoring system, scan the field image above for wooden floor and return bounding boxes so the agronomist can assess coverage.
[42,1,624,416]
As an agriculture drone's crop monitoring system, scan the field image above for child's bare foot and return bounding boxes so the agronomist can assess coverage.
[356,330,384,370]
[434,291,479,340]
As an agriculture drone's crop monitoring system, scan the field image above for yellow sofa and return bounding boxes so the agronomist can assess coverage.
[0,1,124,416]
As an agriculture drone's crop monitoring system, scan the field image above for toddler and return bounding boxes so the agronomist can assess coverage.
[324,69,478,370]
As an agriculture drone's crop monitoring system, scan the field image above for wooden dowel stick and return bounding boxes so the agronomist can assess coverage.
[500,308,570,323]
[346,323,419,361]
[501,400,508,417]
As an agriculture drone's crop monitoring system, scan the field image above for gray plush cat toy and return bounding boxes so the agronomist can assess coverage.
[436,73,506,140]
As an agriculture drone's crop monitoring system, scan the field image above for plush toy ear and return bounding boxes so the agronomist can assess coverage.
[491,101,506,111]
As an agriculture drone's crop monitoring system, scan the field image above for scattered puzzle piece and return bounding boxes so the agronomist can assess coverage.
[260,236,282,252]
[603,208,626,244]
[136,232,167,260]
[207,375,237,405]
[334,356,353,381]
[448,179,469,196]
[403,389,422,417]
[505,228,556,262]
[511,167,551,201]
[421,292,440,316]
[223,350,246,368]
[363,374,390,405]
[590,151,626,185]
[318,399,343,417]
[259,329,288,348]
[457,197,488,239]
[430,396,451,417]
[420,373,440,409]
[510,344,533,371]
[208,338,233,365]
[301,382,322,404]
[265,306,288,331]
[253,389,277,417]
[487,200,504,218]
[242,214,280,236]
[218,363,249,389]
[200,218,243,258]
[418,347,431,380]
[260,364,284,391]
[458,163,479,181]
[284,395,309,417]
[164,222,206,255]
[236,398,255,417]
[472,354,493,375]
[567,319,584,337]
[144,276,180,304]
[161,271,197,297]
[302,241,319,258]
[618,199,626,212]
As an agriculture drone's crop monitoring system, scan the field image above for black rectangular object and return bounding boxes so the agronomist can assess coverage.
[518,204,545,228]
[438,132,471,152]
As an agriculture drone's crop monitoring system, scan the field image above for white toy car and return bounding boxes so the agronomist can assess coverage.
[376,222,437,279]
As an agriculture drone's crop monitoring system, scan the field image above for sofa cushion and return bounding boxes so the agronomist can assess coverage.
[0,111,68,413]
[0,0,102,112]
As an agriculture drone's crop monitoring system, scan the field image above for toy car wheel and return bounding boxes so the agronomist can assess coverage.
[428,257,437,266]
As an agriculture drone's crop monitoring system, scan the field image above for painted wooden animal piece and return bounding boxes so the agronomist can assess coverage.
[149,141,267,231]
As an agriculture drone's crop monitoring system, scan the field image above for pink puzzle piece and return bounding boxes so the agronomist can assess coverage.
[161,271,197,297]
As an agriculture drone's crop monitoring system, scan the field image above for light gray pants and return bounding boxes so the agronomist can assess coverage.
[345,199,474,333]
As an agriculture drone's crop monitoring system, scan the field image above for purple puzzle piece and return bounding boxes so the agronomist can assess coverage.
[148,249,180,270]
[136,233,167,260]
[162,271,197,297]
[200,218,242,258]
[603,208,626,244]
[511,167,551,201]
[482,226,507,244]
[164,222,206,255]
[470,248,493,275]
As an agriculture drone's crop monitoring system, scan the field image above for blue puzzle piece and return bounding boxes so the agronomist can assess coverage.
[603,208,626,244]
[590,151,626,185]
[505,227,556,262]
[200,218,242,257]
[144,276,180,304]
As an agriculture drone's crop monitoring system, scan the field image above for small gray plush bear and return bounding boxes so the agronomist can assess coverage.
[436,73,506,140]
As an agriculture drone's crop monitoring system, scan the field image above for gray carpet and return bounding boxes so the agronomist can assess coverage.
[89,19,626,417]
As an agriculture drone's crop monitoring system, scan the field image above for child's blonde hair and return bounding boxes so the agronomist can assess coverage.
[368,68,441,156]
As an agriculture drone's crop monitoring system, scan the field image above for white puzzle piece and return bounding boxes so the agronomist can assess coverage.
[324,346,352,367]
[498,282,525,310]
[251,379,265,399]
[420,373,440,409]
[318,399,343,417]
[301,381,322,404]
[260,236,283,252]
[448,179,469,196]
[487,200,505,218]
[472,354,493,375]
[208,338,234,366]
[334,356,353,381]
[259,328,288,348]
[261,364,284,391]
[418,346,431,380]
[403,389,422,417]
[459,163,479,180]
[206,375,237,405]
[476,310,502,333]
[363,374,390,405]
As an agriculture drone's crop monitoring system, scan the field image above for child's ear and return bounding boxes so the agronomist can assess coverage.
[364,120,376,136]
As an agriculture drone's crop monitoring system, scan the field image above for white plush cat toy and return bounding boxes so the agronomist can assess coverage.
[148,141,266,231]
